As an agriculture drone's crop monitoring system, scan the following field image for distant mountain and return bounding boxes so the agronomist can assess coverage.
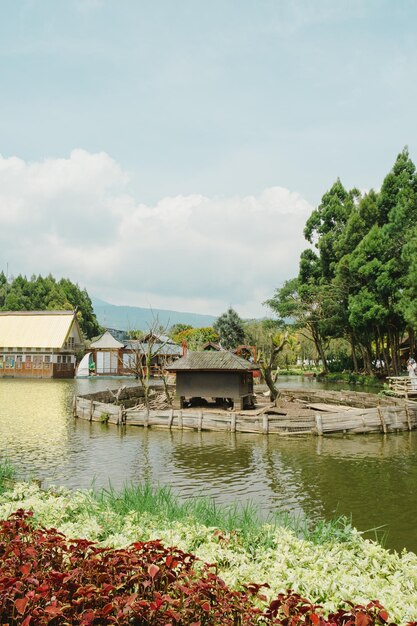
[91,297,217,331]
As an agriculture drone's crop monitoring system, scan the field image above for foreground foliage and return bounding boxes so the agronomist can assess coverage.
[0,510,412,626]
[0,510,266,625]
[1,482,417,623]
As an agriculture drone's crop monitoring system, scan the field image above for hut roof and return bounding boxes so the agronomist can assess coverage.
[166,351,256,372]
[90,330,124,349]
[0,310,81,349]
[202,341,223,351]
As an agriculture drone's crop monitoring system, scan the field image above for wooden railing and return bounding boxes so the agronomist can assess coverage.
[387,376,417,397]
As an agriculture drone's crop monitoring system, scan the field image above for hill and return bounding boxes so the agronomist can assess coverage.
[91,298,217,331]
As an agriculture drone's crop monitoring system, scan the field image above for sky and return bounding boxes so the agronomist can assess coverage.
[1,0,417,318]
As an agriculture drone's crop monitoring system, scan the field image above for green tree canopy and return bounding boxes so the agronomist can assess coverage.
[173,327,219,350]
[213,308,245,350]
[0,273,101,339]
[266,147,417,375]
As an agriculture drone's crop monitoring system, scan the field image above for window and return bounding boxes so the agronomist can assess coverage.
[5,356,15,369]
[67,337,75,349]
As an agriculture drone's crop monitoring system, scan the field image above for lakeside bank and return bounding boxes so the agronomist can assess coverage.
[1,475,417,624]
[2,376,417,553]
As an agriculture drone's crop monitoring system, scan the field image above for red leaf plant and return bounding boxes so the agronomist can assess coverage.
[0,510,413,626]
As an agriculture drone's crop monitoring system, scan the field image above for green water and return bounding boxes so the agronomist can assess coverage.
[0,377,415,553]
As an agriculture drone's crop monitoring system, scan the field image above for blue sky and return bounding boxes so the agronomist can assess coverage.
[1,1,416,317]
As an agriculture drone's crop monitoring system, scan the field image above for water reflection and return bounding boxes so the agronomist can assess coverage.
[0,377,415,553]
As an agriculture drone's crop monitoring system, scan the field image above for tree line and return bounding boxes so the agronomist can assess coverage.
[0,273,101,339]
[266,148,417,375]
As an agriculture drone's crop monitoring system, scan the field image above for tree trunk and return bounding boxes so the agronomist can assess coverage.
[377,327,390,376]
[409,328,416,362]
[349,331,359,373]
[392,328,400,375]
[258,334,288,402]
[359,343,373,375]
[263,365,280,401]
[311,324,328,373]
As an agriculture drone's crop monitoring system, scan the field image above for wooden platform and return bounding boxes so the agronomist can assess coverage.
[73,387,417,436]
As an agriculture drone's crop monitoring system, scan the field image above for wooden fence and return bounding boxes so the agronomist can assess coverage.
[387,376,417,398]
[73,391,417,436]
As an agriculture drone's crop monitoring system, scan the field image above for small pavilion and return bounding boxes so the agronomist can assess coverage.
[166,351,257,409]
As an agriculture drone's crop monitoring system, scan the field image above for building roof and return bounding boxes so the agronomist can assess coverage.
[202,341,223,351]
[166,351,257,372]
[142,332,176,345]
[0,310,80,349]
[124,340,182,356]
[90,330,124,349]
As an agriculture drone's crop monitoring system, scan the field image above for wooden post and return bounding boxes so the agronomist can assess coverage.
[89,400,94,422]
[72,395,77,417]
[262,413,269,434]
[377,404,387,433]
[144,408,149,428]
[118,405,123,425]
[231,412,236,433]
[198,411,203,431]
[404,399,412,431]
[168,409,174,429]
[315,414,323,436]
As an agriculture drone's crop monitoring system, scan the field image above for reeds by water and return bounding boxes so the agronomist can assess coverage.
[92,481,357,547]
[0,459,15,494]
[0,460,378,548]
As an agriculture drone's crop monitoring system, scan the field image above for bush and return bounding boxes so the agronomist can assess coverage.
[0,510,266,625]
[0,510,411,626]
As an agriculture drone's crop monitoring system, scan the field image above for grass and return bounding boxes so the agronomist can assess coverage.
[0,459,15,494]
[277,368,319,376]
[92,481,357,548]
[323,372,382,387]
[0,459,359,548]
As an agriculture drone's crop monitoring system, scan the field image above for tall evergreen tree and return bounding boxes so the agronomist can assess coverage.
[213,308,245,350]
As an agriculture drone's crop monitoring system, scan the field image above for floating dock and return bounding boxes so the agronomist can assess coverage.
[73,385,417,436]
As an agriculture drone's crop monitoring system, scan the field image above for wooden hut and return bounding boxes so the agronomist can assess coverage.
[166,351,257,409]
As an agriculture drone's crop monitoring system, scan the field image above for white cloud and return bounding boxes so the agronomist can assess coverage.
[0,150,313,318]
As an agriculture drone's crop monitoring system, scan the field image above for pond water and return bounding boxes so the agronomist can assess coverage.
[0,376,416,554]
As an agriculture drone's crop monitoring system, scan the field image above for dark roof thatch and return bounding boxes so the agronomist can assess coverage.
[166,351,256,372]
[202,341,223,351]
